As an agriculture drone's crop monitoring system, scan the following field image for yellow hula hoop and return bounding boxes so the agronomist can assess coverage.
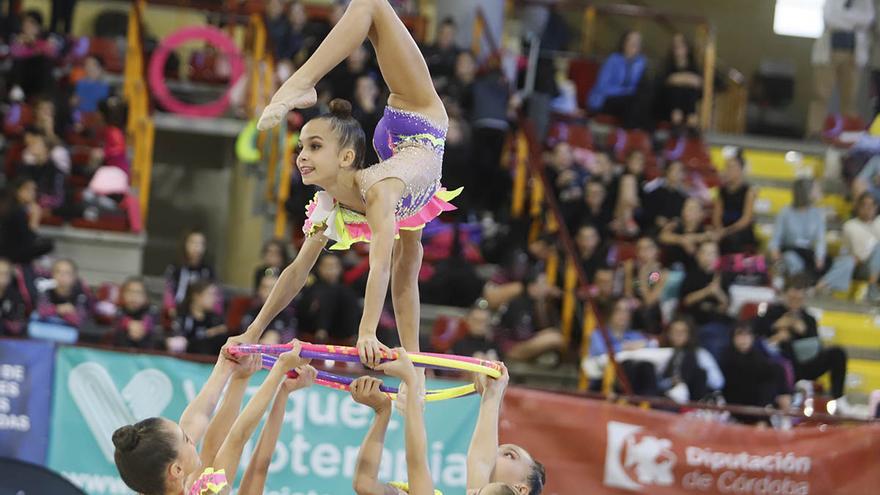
[409,354,503,379]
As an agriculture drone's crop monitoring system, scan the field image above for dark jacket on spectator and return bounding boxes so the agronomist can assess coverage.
[164,263,215,312]
[114,305,161,349]
[0,206,54,264]
[172,311,226,355]
[721,345,781,407]
[0,283,27,336]
[297,280,359,341]
[37,287,91,328]
[753,303,818,363]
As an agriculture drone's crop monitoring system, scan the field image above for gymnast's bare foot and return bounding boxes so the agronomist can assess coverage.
[257,83,317,130]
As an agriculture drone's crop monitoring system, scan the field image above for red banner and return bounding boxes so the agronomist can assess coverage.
[500,388,880,495]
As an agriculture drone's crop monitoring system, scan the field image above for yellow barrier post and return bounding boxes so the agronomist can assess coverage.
[545,249,559,287]
[700,24,716,132]
[578,304,597,391]
[274,134,296,237]
[560,258,578,344]
[511,133,528,218]
[471,14,484,58]
[582,6,597,54]
[138,119,155,224]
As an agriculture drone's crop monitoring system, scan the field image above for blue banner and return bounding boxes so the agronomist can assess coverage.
[0,338,55,464]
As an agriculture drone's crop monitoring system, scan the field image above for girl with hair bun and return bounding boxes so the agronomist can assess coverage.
[240,0,460,372]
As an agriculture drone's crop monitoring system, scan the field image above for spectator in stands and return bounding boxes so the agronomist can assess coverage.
[113,277,161,349]
[658,33,702,132]
[164,228,216,319]
[297,253,359,344]
[50,0,77,35]
[169,280,226,355]
[470,57,515,215]
[0,177,54,264]
[591,150,620,211]
[643,160,688,232]
[768,178,826,284]
[10,10,57,98]
[19,127,66,213]
[440,117,472,212]
[242,273,296,345]
[352,75,384,166]
[588,30,650,129]
[659,317,723,402]
[575,224,607,284]
[548,142,586,227]
[722,321,792,411]
[611,150,647,239]
[442,51,476,118]
[680,241,732,360]
[483,249,533,311]
[807,0,876,139]
[424,17,461,88]
[327,43,375,101]
[253,238,291,290]
[818,192,880,301]
[713,147,757,254]
[660,197,715,271]
[265,0,291,60]
[452,301,500,361]
[36,258,91,331]
[0,258,26,336]
[574,179,613,241]
[754,275,849,399]
[589,297,658,395]
[624,237,667,335]
[90,97,129,174]
[590,264,620,321]
[495,270,565,364]
[74,55,111,113]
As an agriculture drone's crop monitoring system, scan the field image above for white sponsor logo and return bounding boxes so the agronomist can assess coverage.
[604,421,677,491]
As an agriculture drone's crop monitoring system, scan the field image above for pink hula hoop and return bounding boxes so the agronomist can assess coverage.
[148,26,245,118]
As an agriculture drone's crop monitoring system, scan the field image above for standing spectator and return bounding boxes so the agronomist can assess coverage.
[163,228,216,319]
[680,241,732,360]
[50,0,77,34]
[659,318,723,402]
[818,192,880,300]
[10,10,57,98]
[575,224,607,284]
[242,273,296,345]
[451,302,500,361]
[494,271,565,363]
[589,298,658,395]
[658,33,702,131]
[807,0,876,138]
[0,178,54,264]
[352,75,384,166]
[113,277,161,349]
[265,0,290,60]
[35,259,91,332]
[442,51,476,118]
[297,253,359,344]
[74,55,111,113]
[713,147,757,254]
[424,17,461,88]
[623,237,667,335]
[722,321,792,411]
[253,238,291,290]
[643,160,688,232]
[588,31,651,129]
[170,280,226,355]
[0,258,26,336]
[768,178,827,283]
[660,197,715,270]
[470,58,514,216]
[754,276,849,399]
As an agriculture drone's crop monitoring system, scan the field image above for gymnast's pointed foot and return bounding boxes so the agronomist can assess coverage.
[257,84,318,130]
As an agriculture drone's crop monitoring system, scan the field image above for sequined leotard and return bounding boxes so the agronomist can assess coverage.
[303,106,461,249]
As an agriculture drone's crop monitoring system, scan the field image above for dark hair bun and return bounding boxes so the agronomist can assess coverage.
[328,98,353,119]
[112,425,140,452]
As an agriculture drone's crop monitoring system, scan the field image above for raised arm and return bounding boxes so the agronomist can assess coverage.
[350,377,396,495]
[466,365,509,490]
[238,235,327,344]
[200,354,261,467]
[178,342,236,444]
[357,180,405,367]
[239,374,314,495]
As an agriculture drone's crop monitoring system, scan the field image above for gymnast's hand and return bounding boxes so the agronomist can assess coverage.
[230,353,262,379]
[282,365,317,393]
[474,363,509,400]
[376,348,417,384]
[276,340,312,371]
[357,334,391,369]
[350,376,391,413]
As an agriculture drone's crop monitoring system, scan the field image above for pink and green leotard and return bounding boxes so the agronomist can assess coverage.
[303,106,461,250]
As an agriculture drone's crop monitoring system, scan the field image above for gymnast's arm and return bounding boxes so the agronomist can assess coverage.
[350,377,398,495]
[178,343,236,444]
[466,364,510,490]
[200,354,261,467]
[240,233,328,343]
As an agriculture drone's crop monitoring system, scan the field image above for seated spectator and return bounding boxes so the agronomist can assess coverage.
[548,143,586,228]
[494,271,565,363]
[768,178,826,284]
[451,301,500,361]
[722,321,792,412]
[33,99,69,152]
[90,97,129,174]
[590,150,621,211]
[280,1,310,63]
[659,317,723,402]
[18,128,66,212]
[643,160,688,232]
[164,228,216,319]
[818,192,880,301]
[0,258,26,336]
[572,180,613,241]
[297,253,359,344]
[624,237,667,334]
[754,275,849,399]
[352,75,384,166]
[265,0,291,60]
[660,197,716,270]
[713,147,757,254]
[253,238,292,290]
[589,298,657,395]
[10,10,57,98]
[611,151,648,239]
[589,264,621,322]
[35,259,91,332]
[74,55,111,113]
[679,241,732,360]
[113,277,161,349]
[170,280,226,355]
[0,178,54,264]
[658,33,702,131]
[327,44,375,101]
[588,30,650,129]
[424,17,462,88]
[242,273,296,345]
[575,225,608,284]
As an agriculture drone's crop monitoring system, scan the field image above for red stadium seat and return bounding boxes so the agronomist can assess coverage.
[225,296,253,333]
[567,57,600,108]
[70,217,129,232]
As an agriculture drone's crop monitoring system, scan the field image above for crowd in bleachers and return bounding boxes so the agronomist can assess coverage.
[3,0,880,423]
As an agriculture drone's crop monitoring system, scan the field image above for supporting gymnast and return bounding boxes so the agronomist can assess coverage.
[237,0,457,371]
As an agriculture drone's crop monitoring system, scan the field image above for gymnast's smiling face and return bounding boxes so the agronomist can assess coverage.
[491,444,539,494]
[296,119,358,188]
